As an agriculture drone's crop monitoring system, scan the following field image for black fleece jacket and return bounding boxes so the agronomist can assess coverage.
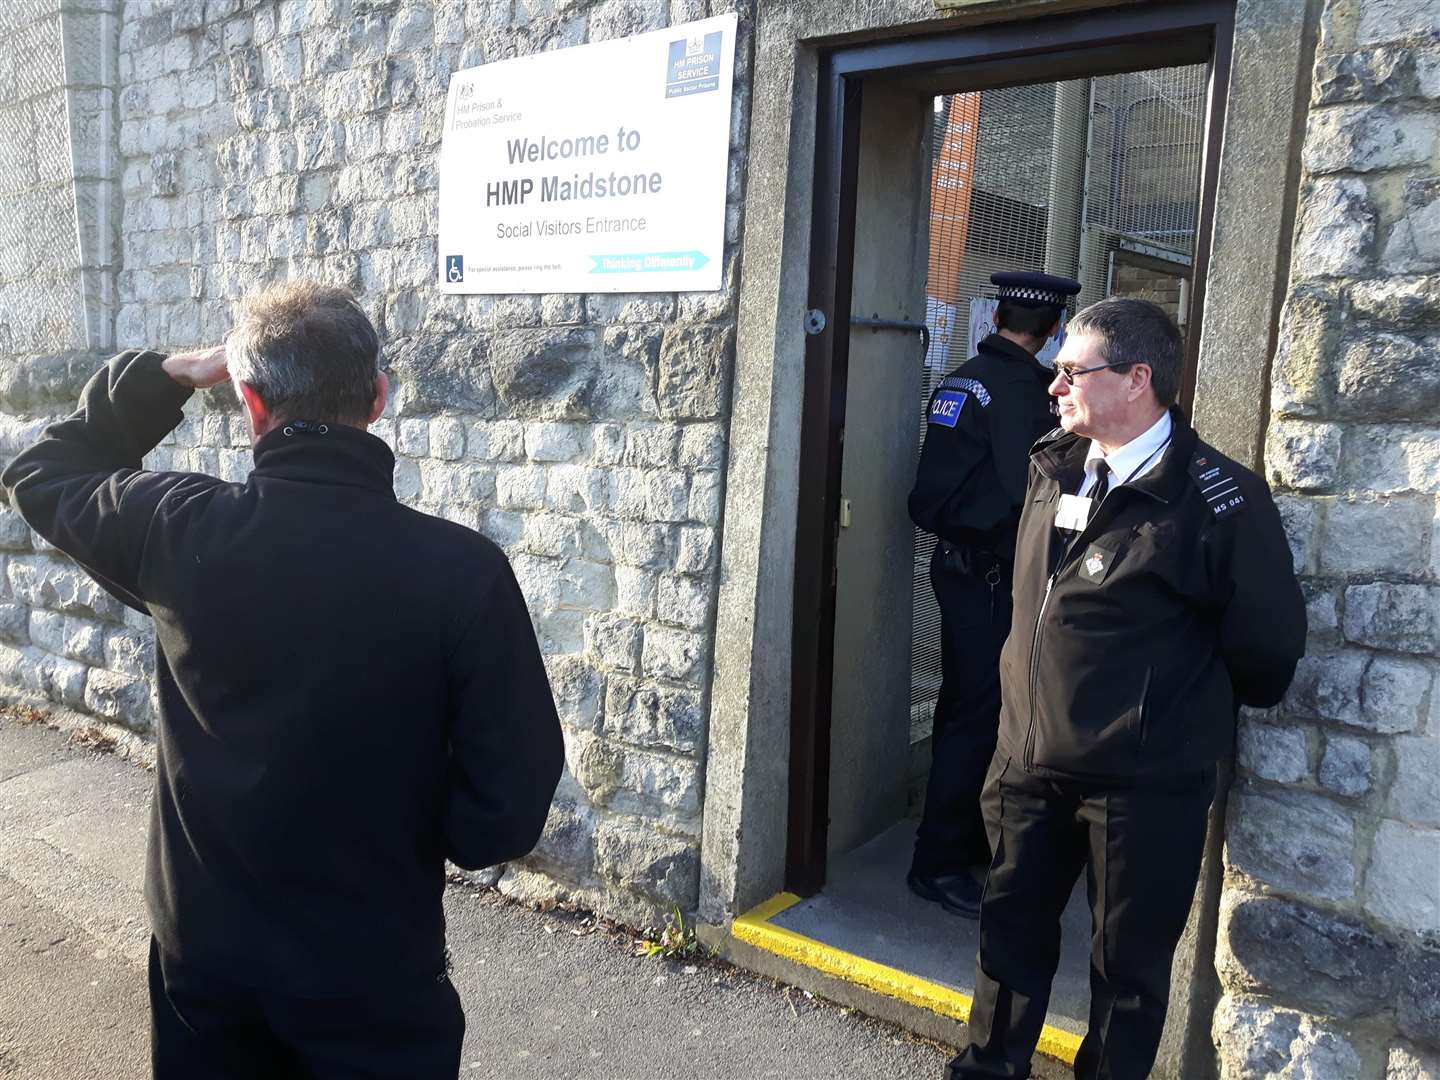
[2,351,564,994]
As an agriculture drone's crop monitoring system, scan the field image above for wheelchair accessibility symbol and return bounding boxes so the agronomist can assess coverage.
[445,255,463,283]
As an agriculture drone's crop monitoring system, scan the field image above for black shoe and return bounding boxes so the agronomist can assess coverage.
[907,868,982,919]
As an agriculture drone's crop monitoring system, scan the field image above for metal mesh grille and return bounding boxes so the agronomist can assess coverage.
[912,64,1206,731]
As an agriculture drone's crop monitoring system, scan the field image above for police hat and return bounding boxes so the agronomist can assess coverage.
[991,271,1082,307]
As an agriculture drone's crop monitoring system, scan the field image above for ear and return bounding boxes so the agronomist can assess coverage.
[1127,363,1154,402]
[367,371,389,425]
[238,381,272,441]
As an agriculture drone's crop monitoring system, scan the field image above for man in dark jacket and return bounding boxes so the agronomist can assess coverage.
[948,298,1306,1080]
[908,271,1080,919]
[2,281,565,1079]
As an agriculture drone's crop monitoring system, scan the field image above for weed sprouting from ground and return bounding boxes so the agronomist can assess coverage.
[635,906,712,962]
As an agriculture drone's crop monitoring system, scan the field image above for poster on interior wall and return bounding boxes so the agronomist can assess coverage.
[437,13,737,295]
[967,298,1067,368]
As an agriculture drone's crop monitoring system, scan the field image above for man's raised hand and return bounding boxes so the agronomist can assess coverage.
[162,345,230,389]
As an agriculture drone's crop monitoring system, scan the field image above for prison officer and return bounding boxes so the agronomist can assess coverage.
[3,281,565,1078]
[948,298,1306,1080]
[907,270,1081,919]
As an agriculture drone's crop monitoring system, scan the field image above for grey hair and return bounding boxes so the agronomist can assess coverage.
[1068,297,1184,407]
[227,280,381,425]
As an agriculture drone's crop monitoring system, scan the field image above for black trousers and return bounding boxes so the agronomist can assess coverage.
[912,550,1013,875]
[149,938,465,1079]
[953,757,1215,1080]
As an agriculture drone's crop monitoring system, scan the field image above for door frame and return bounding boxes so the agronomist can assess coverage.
[785,0,1237,895]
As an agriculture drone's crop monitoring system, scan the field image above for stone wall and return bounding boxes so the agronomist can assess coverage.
[1216,1,1440,1076]
[0,0,753,927]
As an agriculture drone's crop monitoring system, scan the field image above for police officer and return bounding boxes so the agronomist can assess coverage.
[907,271,1081,918]
[947,298,1306,1080]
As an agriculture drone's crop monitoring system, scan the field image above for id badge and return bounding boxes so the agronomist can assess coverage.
[1055,493,1092,532]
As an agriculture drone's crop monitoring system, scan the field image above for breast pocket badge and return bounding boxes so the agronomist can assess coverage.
[1079,542,1119,584]
[928,389,968,428]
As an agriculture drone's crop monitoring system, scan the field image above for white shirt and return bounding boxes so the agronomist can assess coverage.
[1079,411,1173,497]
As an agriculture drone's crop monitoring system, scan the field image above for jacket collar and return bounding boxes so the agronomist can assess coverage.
[978,332,1049,378]
[251,420,396,498]
[1032,405,1196,504]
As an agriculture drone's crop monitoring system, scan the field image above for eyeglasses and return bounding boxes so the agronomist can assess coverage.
[1053,360,1133,385]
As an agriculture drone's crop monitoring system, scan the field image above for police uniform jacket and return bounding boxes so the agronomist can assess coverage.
[908,334,1056,560]
[997,408,1306,781]
[2,351,565,995]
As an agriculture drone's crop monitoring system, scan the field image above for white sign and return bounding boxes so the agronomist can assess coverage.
[967,297,1067,368]
[438,14,737,295]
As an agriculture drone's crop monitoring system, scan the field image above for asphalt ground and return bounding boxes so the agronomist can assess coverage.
[0,715,965,1079]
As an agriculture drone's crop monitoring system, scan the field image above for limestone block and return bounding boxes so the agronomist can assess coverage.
[429,417,465,460]
[0,508,32,552]
[84,669,153,730]
[8,557,124,622]
[397,418,428,457]
[525,422,581,463]
[593,816,699,910]
[677,423,725,469]
[622,424,679,469]
[1388,1044,1440,1080]
[585,294,676,325]
[521,514,582,560]
[1274,496,1317,575]
[63,617,105,667]
[1350,275,1440,331]
[1335,333,1440,423]
[1319,495,1431,574]
[1213,995,1363,1080]
[1319,734,1373,797]
[419,461,494,506]
[584,613,642,673]
[1366,820,1440,933]
[489,328,597,420]
[534,608,584,654]
[544,653,603,733]
[545,465,609,514]
[1314,45,1418,104]
[1341,425,1440,494]
[1218,891,1398,1019]
[495,465,546,511]
[674,526,716,574]
[1357,0,1440,47]
[657,324,733,420]
[588,0,666,41]
[104,629,150,680]
[1423,46,1440,99]
[688,471,722,525]
[1398,942,1440,1048]
[1293,178,1376,280]
[1226,787,1357,900]
[388,331,496,416]
[611,747,701,820]
[615,566,656,618]
[604,520,670,570]
[392,458,420,502]
[1305,105,1440,174]
[641,625,703,683]
[656,574,710,632]
[1267,420,1343,492]
[541,294,584,327]
[388,5,433,53]
[527,798,596,879]
[512,554,614,613]
[1345,583,1439,655]
[604,675,704,755]
[1237,720,1309,784]
[1384,177,1440,273]
[1364,655,1435,734]
[1391,735,1440,826]
[570,732,623,805]
[0,603,28,646]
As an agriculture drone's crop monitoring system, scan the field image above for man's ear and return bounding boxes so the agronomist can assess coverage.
[1127,363,1154,402]
[238,381,272,438]
[367,371,389,425]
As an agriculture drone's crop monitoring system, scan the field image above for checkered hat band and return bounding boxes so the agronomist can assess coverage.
[997,286,1065,304]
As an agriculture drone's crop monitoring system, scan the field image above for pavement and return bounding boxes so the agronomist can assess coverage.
[0,714,961,1080]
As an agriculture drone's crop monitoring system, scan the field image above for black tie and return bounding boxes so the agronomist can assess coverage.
[1088,460,1110,522]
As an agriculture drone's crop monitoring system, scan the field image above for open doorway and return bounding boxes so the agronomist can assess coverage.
[773,7,1230,1057]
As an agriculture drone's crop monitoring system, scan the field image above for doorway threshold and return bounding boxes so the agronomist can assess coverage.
[730,820,1089,1068]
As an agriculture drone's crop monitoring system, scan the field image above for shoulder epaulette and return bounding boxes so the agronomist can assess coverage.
[937,376,991,407]
[1188,449,1248,519]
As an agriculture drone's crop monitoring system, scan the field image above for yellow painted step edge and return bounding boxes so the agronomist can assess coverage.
[732,892,1082,1067]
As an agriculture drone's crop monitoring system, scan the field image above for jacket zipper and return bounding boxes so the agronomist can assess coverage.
[1023,573,1056,770]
